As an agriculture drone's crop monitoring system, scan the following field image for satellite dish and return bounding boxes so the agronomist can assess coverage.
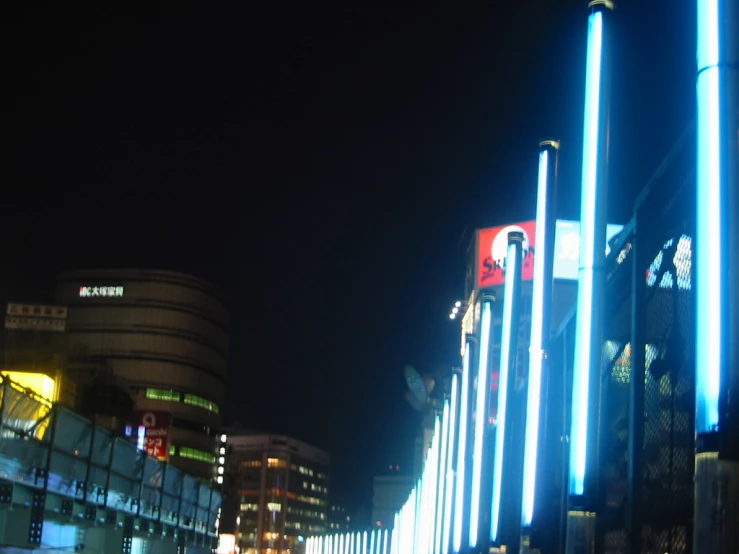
[404,365,427,404]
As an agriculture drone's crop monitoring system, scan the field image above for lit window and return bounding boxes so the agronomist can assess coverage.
[172,446,216,464]
[184,393,220,414]
[240,460,262,468]
[146,388,180,402]
[267,457,287,468]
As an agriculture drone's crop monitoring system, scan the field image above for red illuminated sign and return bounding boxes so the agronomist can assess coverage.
[477,221,536,289]
[137,411,171,460]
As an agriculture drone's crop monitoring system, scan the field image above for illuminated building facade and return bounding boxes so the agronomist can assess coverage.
[225,433,330,554]
[55,268,230,481]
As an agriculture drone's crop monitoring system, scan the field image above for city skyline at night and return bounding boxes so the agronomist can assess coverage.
[1,1,694,518]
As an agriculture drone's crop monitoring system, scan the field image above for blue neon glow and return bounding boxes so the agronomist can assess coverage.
[370,529,376,554]
[491,241,518,541]
[469,300,492,547]
[435,400,451,554]
[453,343,471,552]
[442,374,459,554]
[522,148,550,525]
[383,529,389,554]
[695,0,721,435]
[570,9,603,497]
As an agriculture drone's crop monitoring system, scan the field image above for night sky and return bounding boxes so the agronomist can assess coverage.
[2,3,694,513]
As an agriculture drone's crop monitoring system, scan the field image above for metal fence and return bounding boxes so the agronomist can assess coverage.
[533,123,696,554]
[0,374,222,548]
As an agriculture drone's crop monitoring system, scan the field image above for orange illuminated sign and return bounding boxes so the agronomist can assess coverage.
[478,221,536,289]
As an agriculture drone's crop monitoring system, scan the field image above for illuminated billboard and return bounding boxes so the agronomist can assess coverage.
[137,411,171,460]
[478,221,537,288]
[476,219,624,289]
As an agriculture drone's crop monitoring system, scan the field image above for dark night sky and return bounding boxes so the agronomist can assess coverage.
[1,3,694,511]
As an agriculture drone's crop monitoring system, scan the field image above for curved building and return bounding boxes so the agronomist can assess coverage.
[55,269,229,480]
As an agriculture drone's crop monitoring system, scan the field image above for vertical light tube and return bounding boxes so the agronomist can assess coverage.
[695,0,722,436]
[435,401,450,554]
[522,141,559,526]
[442,373,459,554]
[570,6,607,498]
[490,235,523,542]
[453,343,471,552]
[328,535,333,554]
[421,416,440,554]
[370,529,376,554]
[469,299,493,547]
[335,533,340,554]
[383,529,389,554]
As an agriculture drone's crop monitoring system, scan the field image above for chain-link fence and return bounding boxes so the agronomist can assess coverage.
[533,123,696,554]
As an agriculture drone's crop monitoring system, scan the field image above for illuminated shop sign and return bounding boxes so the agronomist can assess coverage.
[79,286,124,298]
[137,411,171,461]
[477,219,624,288]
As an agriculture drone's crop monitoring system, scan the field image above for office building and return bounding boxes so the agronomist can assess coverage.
[225,433,330,554]
[55,268,230,480]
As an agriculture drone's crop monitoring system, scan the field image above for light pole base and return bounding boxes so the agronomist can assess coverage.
[564,510,595,554]
[693,452,739,554]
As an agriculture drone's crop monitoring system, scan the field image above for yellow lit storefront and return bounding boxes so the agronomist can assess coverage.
[1,370,58,403]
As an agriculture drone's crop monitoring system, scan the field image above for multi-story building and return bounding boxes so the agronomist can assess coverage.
[55,268,230,481]
[327,503,351,532]
[225,433,330,554]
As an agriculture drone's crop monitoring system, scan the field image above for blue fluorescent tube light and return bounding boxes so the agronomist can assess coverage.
[522,148,551,525]
[442,374,459,554]
[453,343,471,552]
[695,0,721,435]
[570,9,604,496]
[491,240,519,541]
[469,300,493,547]
[435,400,451,554]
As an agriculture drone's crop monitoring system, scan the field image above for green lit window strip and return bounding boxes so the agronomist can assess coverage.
[146,388,181,402]
[145,388,219,414]
[184,394,220,414]
[169,445,216,464]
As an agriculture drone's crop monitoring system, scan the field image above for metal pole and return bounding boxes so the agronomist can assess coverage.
[566,2,613,553]
[521,139,559,554]
[694,0,739,552]
[490,232,523,552]
[626,215,645,554]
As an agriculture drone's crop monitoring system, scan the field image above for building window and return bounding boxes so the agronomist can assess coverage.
[240,460,262,468]
[170,445,216,464]
[183,393,220,414]
[144,388,220,414]
[267,457,287,468]
[146,388,181,402]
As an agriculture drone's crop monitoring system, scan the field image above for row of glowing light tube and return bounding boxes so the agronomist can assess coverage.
[305,529,389,554]
[306,372,461,554]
